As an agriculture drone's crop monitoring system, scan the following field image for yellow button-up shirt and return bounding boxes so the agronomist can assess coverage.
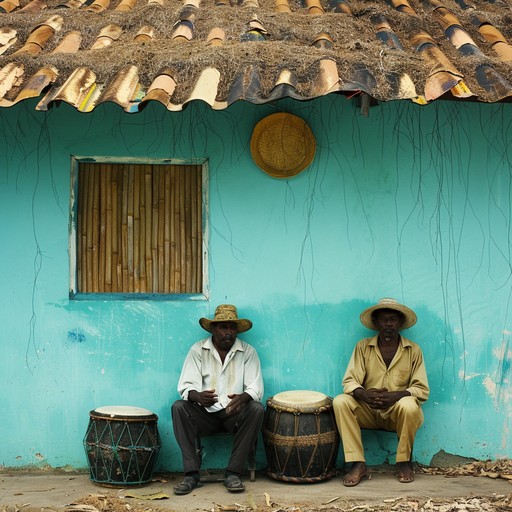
[342,335,429,404]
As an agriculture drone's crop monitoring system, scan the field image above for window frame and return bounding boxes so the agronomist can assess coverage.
[68,156,209,301]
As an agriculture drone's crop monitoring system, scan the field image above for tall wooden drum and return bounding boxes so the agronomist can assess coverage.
[263,390,339,483]
[83,406,161,487]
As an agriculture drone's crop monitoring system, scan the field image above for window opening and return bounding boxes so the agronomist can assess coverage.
[70,159,206,298]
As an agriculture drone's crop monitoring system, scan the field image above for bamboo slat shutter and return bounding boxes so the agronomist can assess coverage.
[77,162,202,294]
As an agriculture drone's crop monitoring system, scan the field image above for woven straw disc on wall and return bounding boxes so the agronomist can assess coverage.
[250,113,316,179]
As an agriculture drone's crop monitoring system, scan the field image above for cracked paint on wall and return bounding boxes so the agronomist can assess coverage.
[485,336,512,406]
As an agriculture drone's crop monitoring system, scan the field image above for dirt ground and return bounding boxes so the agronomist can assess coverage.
[2,460,512,512]
[64,491,512,512]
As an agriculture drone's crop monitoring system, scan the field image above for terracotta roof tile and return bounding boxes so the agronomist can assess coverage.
[85,0,110,13]
[0,27,17,53]
[0,0,511,111]
[0,0,19,13]
[115,0,135,11]
[52,30,81,52]
[275,0,291,13]
[305,0,325,15]
[19,0,47,13]
[207,27,224,45]
[389,0,417,16]
[134,25,154,42]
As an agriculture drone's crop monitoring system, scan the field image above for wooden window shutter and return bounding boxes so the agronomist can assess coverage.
[76,162,203,294]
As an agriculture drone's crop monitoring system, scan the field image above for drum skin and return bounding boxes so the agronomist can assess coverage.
[83,407,161,486]
[263,391,340,483]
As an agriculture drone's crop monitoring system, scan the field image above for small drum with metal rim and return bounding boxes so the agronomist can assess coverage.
[263,390,339,483]
[83,405,161,487]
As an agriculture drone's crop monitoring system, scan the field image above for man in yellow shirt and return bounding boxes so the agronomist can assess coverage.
[333,298,429,486]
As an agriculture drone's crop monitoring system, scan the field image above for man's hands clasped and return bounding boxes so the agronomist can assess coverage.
[189,389,250,415]
[353,387,410,409]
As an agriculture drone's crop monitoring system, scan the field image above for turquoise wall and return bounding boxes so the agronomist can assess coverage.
[1,97,511,472]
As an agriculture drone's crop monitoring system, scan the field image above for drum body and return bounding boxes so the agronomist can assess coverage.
[83,406,161,487]
[263,390,339,483]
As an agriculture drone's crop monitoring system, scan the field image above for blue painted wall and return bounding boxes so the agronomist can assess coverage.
[1,97,511,472]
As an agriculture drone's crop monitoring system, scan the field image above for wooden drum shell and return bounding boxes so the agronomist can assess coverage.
[83,406,161,487]
[263,391,340,483]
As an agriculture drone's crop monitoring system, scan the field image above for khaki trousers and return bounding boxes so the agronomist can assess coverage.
[332,394,423,463]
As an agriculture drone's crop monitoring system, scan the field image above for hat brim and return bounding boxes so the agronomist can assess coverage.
[199,318,253,334]
[250,113,316,179]
[360,303,417,330]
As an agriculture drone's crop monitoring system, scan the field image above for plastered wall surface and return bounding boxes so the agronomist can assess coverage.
[1,97,511,471]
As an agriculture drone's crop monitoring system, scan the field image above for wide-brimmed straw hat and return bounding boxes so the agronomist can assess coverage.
[250,113,316,179]
[199,304,253,333]
[360,298,417,330]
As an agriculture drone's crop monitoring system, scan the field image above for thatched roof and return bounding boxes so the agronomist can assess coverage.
[0,0,511,112]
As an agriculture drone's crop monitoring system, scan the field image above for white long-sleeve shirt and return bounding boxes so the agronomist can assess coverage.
[177,336,264,412]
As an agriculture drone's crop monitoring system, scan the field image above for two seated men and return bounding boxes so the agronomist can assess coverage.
[171,299,429,494]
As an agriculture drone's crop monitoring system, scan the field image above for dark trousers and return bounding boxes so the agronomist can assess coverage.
[172,399,265,475]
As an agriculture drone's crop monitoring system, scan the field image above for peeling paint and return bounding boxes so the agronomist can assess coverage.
[459,371,481,380]
[67,330,86,343]
[502,423,509,450]
[483,376,497,398]
[497,338,512,402]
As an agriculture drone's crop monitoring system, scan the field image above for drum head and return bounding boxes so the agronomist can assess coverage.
[91,405,155,418]
[271,390,331,412]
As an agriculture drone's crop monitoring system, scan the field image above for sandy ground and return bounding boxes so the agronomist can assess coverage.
[2,462,512,512]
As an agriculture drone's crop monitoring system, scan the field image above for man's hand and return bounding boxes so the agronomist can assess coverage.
[353,387,410,409]
[226,392,251,415]
[189,389,218,407]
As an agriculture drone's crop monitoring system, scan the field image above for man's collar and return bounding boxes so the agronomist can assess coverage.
[369,335,412,347]
[203,336,244,351]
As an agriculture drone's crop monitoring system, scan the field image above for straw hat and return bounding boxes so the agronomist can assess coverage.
[199,304,253,333]
[360,298,417,330]
[250,113,316,179]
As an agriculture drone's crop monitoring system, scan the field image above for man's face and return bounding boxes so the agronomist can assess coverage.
[372,309,404,337]
[211,321,238,352]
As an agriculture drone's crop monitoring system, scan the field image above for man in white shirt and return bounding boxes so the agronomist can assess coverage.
[172,304,264,495]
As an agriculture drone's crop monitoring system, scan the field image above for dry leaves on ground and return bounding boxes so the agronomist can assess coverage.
[63,494,161,512]
[3,492,512,512]
[419,459,512,482]
[59,493,512,512]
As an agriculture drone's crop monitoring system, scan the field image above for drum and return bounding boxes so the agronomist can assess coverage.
[263,390,339,483]
[83,405,161,487]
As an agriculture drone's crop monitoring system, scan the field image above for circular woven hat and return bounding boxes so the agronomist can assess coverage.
[199,304,253,333]
[250,113,316,179]
[360,298,417,330]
